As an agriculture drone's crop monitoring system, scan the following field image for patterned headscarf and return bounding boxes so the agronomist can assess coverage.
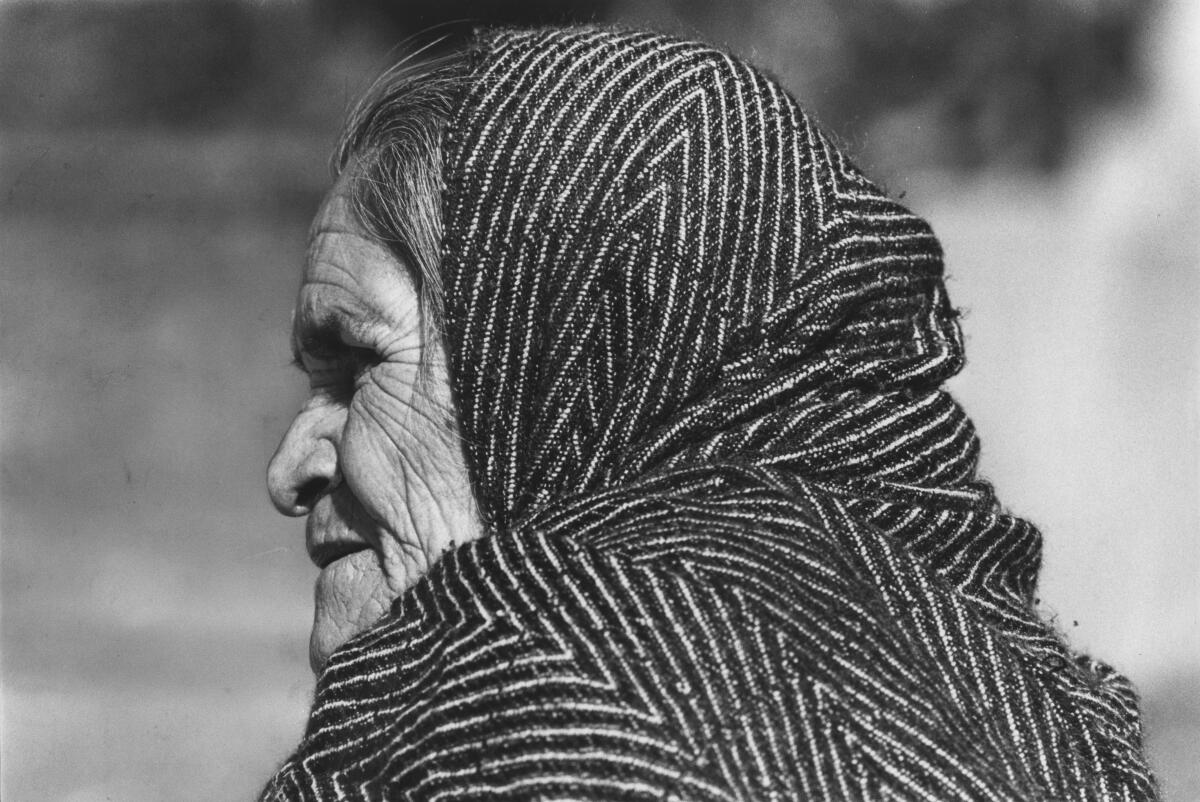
[263,28,1156,800]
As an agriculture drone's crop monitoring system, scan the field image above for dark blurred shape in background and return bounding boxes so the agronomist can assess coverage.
[0,0,1155,172]
[2,1,1195,801]
[644,0,1152,171]
[3,1,304,128]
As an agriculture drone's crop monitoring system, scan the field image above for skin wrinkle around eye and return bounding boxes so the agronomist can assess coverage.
[354,372,448,441]
[293,309,421,401]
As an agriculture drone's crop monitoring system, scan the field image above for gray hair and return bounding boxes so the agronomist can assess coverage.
[334,50,470,345]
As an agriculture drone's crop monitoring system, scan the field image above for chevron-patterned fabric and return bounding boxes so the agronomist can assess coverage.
[262,28,1156,800]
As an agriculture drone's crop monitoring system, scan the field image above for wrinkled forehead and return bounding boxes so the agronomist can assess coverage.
[305,172,357,253]
[292,174,415,342]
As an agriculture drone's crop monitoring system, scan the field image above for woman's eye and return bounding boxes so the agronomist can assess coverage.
[302,347,379,396]
[344,347,380,380]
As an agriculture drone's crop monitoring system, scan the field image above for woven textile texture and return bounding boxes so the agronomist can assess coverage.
[262,28,1157,800]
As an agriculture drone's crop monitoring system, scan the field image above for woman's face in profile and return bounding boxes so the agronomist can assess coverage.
[267,173,478,672]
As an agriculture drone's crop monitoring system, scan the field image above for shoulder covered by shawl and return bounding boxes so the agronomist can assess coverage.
[263,26,1157,801]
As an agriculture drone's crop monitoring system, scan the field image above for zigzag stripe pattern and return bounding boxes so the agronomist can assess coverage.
[263,28,1156,800]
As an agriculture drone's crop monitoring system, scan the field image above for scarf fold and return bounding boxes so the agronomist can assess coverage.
[263,27,1155,800]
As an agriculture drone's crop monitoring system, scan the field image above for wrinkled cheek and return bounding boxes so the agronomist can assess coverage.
[341,398,419,519]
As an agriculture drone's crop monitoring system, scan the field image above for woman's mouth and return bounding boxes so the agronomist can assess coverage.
[308,540,372,570]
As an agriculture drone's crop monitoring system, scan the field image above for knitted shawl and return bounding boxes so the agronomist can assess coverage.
[263,28,1156,800]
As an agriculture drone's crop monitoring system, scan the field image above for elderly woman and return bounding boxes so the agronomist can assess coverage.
[263,27,1156,801]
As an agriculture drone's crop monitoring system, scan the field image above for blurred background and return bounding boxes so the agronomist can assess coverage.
[1,0,1195,799]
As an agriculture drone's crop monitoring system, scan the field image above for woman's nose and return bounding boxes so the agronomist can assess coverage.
[267,407,342,516]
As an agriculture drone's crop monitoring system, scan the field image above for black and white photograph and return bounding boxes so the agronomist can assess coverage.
[1,0,1196,799]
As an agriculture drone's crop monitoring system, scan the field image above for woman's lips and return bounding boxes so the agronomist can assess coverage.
[309,540,372,570]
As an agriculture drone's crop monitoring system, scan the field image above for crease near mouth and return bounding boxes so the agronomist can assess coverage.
[310,541,371,570]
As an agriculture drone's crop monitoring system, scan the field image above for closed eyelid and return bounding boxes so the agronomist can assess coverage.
[292,316,355,362]
[296,298,391,344]
[291,318,381,377]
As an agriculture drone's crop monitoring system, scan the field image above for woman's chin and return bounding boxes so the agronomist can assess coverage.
[309,629,337,674]
[309,548,389,673]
